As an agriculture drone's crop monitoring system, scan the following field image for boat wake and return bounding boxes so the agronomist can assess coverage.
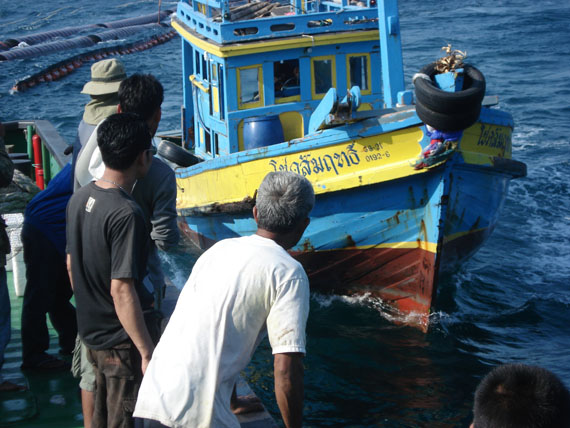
[311,292,448,331]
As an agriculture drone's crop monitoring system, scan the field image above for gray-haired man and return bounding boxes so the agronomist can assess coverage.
[134,171,314,428]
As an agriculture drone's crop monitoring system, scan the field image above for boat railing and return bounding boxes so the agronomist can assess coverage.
[176,0,378,44]
[4,120,70,185]
[319,0,377,12]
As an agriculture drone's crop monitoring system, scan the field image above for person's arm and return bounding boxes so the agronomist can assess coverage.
[274,352,304,428]
[110,278,154,374]
[147,161,179,251]
[66,254,74,291]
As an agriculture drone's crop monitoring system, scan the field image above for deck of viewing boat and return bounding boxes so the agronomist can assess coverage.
[0,266,277,427]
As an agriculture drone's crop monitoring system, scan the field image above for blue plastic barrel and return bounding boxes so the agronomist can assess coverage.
[243,115,284,150]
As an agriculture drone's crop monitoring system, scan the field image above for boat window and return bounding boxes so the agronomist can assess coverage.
[214,132,219,156]
[348,54,370,93]
[238,66,263,109]
[274,59,300,101]
[202,54,209,81]
[205,128,211,154]
[312,56,336,98]
[195,51,201,76]
[219,64,225,119]
[209,61,219,116]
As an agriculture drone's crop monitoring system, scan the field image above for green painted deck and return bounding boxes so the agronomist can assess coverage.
[0,270,83,427]
[0,272,277,428]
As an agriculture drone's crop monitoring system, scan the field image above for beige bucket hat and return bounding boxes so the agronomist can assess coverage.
[81,59,127,95]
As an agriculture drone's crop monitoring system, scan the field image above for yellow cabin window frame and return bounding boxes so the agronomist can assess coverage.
[311,55,336,100]
[237,65,264,110]
[275,94,300,104]
[346,53,371,95]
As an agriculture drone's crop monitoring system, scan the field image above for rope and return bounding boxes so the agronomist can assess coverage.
[412,73,430,85]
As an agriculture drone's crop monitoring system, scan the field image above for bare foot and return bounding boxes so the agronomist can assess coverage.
[230,394,264,415]
[0,380,27,392]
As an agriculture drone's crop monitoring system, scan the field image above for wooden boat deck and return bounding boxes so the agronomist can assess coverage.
[0,269,276,427]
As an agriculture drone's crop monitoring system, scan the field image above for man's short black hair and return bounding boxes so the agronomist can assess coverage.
[97,113,151,171]
[118,73,163,122]
[473,363,570,428]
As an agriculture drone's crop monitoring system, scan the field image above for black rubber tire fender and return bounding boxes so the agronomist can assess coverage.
[415,97,481,132]
[414,63,486,115]
[157,140,202,168]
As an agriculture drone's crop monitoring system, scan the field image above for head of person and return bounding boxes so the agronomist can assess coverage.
[471,363,570,428]
[254,171,315,249]
[118,73,163,136]
[97,112,153,177]
[81,59,126,125]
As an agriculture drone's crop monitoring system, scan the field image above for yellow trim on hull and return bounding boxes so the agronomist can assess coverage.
[176,121,515,211]
[328,240,439,254]
[443,226,488,245]
[177,127,425,209]
[460,122,512,164]
[172,20,379,58]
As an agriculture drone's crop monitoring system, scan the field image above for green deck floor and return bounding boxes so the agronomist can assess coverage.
[0,270,84,427]
[0,273,277,428]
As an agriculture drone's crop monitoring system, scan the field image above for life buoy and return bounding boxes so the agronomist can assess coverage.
[157,140,202,168]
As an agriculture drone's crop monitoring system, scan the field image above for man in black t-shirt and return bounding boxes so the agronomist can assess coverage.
[66,113,155,428]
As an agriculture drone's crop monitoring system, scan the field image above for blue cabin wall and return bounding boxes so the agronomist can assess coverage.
[183,36,384,159]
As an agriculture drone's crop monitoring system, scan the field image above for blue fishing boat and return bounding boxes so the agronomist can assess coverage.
[163,0,526,329]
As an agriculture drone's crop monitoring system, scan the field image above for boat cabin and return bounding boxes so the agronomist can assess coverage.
[172,0,404,160]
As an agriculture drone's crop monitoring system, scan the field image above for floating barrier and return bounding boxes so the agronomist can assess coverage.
[94,23,165,42]
[0,11,173,50]
[1,26,99,49]
[97,10,173,29]
[0,23,167,61]
[0,36,97,61]
[11,30,178,92]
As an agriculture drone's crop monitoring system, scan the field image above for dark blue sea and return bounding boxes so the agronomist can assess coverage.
[1,0,569,426]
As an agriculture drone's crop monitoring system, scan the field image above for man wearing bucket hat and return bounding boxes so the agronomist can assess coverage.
[71,58,127,179]
[71,72,179,428]
[19,59,128,376]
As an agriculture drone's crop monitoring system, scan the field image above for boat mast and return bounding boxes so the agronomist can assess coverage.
[377,0,405,108]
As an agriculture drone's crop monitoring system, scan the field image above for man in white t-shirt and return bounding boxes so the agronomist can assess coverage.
[133,171,315,428]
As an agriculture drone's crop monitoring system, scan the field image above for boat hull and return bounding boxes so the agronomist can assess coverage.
[176,112,525,329]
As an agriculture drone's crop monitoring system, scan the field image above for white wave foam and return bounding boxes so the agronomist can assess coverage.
[311,292,444,331]
[158,251,189,290]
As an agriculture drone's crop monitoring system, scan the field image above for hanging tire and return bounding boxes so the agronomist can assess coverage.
[415,97,481,132]
[158,140,202,167]
[414,63,486,115]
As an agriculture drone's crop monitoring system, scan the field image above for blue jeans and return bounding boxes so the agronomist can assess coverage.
[0,266,11,374]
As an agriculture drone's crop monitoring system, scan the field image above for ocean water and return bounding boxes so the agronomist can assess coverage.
[1,0,569,426]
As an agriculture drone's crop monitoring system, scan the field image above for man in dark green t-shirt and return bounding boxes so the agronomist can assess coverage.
[66,113,155,427]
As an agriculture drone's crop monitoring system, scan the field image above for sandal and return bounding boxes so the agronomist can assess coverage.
[21,355,70,372]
